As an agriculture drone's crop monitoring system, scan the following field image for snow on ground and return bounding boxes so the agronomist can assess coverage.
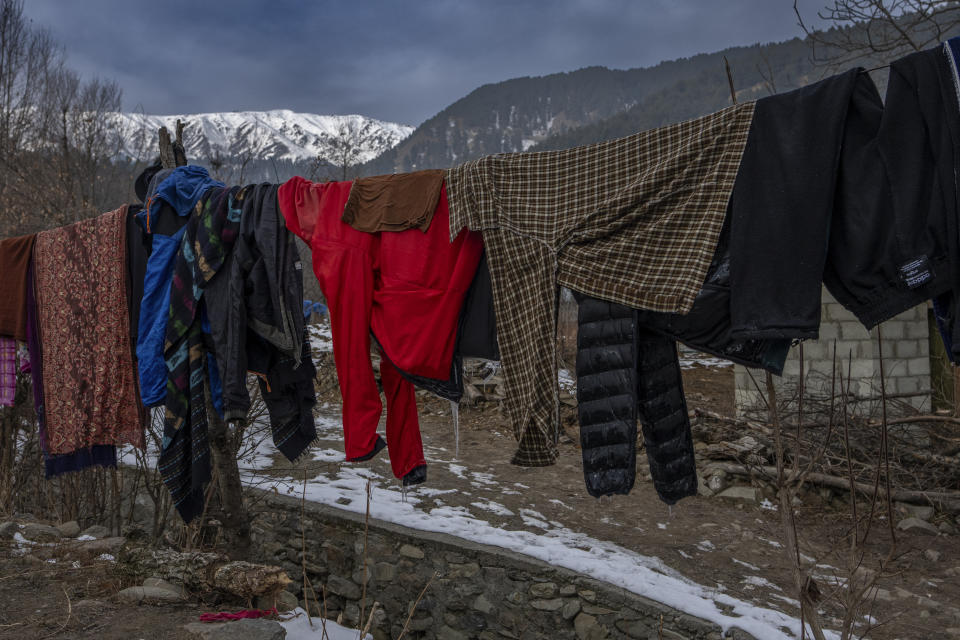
[678,346,733,370]
[240,412,838,640]
[280,608,372,640]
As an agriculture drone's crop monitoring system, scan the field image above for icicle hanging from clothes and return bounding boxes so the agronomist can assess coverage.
[451,400,460,458]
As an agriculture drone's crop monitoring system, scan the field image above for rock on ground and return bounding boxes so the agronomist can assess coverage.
[20,523,62,542]
[183,618,286,640]
[897,517,940,536]
[79,524,111,539]
[116,585,187,605]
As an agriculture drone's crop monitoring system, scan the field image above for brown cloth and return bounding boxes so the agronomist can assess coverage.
[0,234,36,340]
[446,101,756,467]
[342,169,445,233]
[34,206,144,455]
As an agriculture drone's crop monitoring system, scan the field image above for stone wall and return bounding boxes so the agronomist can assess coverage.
[735,290,932,418]
[247,489,758,640]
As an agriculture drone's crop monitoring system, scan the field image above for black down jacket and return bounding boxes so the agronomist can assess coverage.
[574,293,697,504]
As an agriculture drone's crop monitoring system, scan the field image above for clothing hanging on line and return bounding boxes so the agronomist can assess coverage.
[445,101,756,467]
[342,169,445,233]
[32,205,145,457]
[0,233,36,341]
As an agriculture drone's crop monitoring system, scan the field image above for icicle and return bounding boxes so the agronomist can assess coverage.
[668,505,673,519]
[451,400,460,458]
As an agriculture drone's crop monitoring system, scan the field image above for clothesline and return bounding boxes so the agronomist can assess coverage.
[1,36,960,523]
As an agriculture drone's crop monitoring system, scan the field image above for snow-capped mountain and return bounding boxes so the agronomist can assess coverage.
[116,109,413,164]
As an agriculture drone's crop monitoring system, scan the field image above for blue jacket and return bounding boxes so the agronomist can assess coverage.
[136,166,224,407]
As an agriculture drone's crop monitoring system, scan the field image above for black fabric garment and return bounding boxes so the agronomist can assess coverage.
[205,183,308,421]
[729,69,866,340]
[574,293,697,505]
[731,62,959,340]
[457,252,500,361]
[575,294,638,498]
[126,204,149,350]
[635,219,789,374]
[826,56,955,330]
[134,159,164,203]
[248,337,317,461]
[636,329,698,505]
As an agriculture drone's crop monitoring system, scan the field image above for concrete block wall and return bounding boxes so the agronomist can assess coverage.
[735,289,931,418]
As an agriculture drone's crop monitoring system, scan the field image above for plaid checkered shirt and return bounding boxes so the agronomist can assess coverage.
[446,101,756,467]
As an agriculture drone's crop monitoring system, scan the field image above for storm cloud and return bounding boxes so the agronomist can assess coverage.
[23,0,825,126]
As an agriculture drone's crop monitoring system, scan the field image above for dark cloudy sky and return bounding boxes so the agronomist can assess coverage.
[23,1,827,126]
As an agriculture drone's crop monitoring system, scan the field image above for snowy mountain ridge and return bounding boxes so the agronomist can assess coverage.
[116,109,413,165]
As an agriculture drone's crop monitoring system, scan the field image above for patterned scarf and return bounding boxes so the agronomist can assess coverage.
[33,206,145,455]
[159,185,245,522]
[0,338,15,407]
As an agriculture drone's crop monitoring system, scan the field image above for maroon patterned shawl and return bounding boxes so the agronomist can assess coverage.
[34,206,144,455]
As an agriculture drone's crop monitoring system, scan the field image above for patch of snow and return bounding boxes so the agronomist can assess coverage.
[470,472,497,486]
[657,523,668,530]
[470,501,515,517]
[697,540,716,552]
[733,558,761,571]
[97,554,116,562]
[307,323,334,354]
[519,511,550,530]
[760,499,777,511]
[760,537,783,548]
[677,347,733,370]
[549,499,572,510]
[557,369,577,392]
[414,488,457,497]
[447,464,468,479]
[46,559,56,564]
[280,608,372,640]
[743,576,782,591]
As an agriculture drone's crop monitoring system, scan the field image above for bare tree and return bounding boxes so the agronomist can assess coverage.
[315,121,363,182]
[795,0,960,69]
[0,0,129,236]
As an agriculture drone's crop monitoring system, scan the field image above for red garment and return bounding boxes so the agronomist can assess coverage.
[200,608,277,622]
[278,177,482,479]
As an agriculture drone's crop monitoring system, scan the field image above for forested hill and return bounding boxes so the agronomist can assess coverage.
[363,36,818,173]
[530,38,816,151]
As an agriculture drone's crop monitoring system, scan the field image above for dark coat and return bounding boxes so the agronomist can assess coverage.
[204,184,316,462]
[205,184,309,421]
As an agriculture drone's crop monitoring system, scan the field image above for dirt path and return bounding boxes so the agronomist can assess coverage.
[0,550,202,639]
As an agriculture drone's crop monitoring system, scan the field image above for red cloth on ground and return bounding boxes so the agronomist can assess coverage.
[199,608,277,622]
[278,177,482,479]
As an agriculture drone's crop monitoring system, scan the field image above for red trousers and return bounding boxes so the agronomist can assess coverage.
[278,177,482,479]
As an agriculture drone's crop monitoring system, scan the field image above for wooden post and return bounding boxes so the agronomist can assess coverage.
[155,124,251,558]
[205,372,251,560]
